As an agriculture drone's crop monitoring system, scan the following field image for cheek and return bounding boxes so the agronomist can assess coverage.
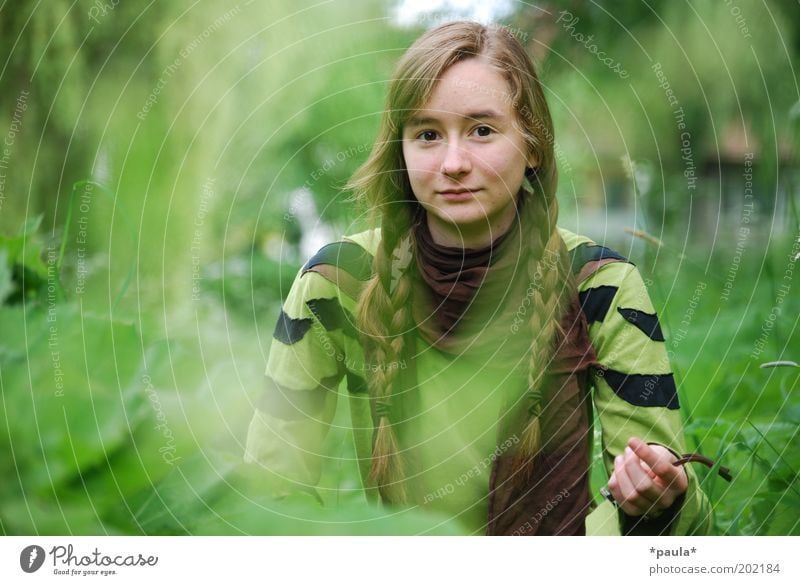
[403,148,438,181]
[479,150,526,182]
[403,145,436,174]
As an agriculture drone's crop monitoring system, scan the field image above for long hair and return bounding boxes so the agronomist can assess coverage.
[346,21,575,503]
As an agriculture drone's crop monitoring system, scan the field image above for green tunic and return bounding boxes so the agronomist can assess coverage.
[244,227,714,535]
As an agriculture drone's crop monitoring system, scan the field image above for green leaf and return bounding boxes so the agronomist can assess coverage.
[0,305,149,493]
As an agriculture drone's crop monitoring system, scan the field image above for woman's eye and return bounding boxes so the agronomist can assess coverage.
[417,130,438,142]
[474,125,494,137]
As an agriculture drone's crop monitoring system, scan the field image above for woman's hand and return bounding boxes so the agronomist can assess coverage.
[607,436,688,517]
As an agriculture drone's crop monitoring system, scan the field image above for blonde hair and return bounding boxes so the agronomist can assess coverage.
[346,21,575,503]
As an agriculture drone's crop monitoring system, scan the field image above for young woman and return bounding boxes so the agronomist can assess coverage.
[245,20,715,535]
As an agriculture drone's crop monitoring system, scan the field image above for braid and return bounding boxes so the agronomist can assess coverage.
[356,214,417,504]
[512,185,576,477]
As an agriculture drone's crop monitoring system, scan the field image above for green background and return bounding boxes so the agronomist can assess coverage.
[0,0,797,535]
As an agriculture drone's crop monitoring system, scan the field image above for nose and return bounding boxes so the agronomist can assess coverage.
[440,138,471,177]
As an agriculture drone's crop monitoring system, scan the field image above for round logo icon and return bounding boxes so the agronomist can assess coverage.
[20,545,46,573]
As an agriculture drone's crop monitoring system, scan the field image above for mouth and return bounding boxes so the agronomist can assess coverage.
[437,188,481,201]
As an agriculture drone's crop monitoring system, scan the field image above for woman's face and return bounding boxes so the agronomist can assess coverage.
[401,58,535,248]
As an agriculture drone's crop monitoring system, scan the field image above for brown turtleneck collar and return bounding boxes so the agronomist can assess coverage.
[412,212,520,344]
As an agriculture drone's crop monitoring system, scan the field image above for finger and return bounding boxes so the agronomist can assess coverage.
[607,456,624,504]
[613,454,648,516]
[623,446,661,503]
[633,439,691,497]
[628,437,681,482]
[626,448,676,513]
[639,458,658,480]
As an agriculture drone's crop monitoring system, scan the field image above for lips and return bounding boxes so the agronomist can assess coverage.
[437,188,480,200]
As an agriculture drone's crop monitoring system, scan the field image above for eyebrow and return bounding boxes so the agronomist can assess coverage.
[405,110,504,129]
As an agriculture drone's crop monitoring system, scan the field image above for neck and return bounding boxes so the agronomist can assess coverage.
[425,204,518,249]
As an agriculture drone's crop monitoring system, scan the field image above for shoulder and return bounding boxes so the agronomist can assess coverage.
[342,227,381,256]
[561,231,662,345]
[293,228,380,301]
[557,226,595,251]
[557,227,633,286]
[300,228,379,275]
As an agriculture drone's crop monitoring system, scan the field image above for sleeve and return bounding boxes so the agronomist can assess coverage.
[243,265,347,497]
[583,261,713,535]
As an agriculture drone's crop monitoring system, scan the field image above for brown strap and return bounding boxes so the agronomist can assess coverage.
[673,453,733,481]
[647,442,733,482]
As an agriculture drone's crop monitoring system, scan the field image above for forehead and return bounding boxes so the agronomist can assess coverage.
[411,58,516,120]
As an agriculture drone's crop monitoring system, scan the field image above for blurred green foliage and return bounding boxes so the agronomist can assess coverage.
[0,0,798,535]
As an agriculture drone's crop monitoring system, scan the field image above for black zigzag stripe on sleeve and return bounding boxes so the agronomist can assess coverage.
[306,297,358,339]
[598,368,680,409]
[578,285,618,324]
[273,309,312,345]
[569,242,629,274]
[303,241,374,281]
[617,308,665,341]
